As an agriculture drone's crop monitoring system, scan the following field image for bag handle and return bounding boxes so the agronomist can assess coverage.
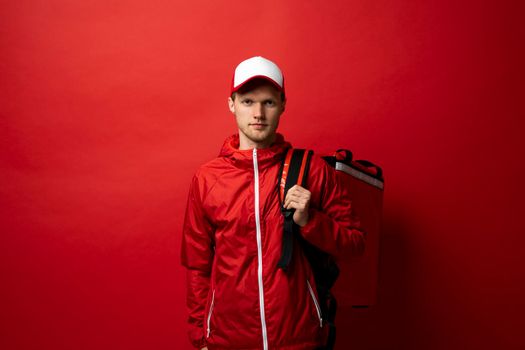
[354,159,383,180]
[334,149,353,163]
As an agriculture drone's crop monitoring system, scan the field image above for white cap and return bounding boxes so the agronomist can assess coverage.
[231,56,284,94]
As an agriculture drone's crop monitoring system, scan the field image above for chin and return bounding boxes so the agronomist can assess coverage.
[240,128,276,146]
[252,133,272,143]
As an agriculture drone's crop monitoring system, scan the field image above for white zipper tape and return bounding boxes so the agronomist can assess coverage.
[253,148,269,350]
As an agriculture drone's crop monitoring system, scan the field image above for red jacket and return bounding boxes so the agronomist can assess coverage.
[181,134,364,349]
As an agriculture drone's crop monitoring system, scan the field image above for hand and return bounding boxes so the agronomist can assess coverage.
[283,184,311,227]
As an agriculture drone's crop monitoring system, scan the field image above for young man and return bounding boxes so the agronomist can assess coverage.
[181,56,365,349]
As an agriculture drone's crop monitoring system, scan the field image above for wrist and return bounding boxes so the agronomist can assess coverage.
[294,209,309,227]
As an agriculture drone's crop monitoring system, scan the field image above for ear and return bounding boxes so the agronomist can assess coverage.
[228,97,235,114]
[281,99,286,113]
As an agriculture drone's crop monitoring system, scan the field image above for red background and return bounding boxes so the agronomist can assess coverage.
[1,1,524,349]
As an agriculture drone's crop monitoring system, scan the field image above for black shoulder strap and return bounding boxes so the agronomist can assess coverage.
[277,148,338,350]
[277,148,313,271]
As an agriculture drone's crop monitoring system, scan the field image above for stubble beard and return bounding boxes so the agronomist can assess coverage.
[239,125,277,148]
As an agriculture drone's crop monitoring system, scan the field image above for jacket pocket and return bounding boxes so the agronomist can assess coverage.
[206,289,215,338]
[306,280,323,328]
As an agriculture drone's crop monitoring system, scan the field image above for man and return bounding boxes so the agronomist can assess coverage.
[181,56,365,349]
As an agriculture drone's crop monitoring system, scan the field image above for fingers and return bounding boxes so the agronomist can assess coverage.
[284,198,309,210]
[284,185,311,210]
[288,184,309,194]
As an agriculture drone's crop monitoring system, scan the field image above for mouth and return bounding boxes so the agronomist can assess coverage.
[250,123,268,129]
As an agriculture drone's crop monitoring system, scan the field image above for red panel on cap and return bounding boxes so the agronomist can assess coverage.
[230,75,285,95]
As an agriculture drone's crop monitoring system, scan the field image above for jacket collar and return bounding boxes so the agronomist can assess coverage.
[219,133,292,169]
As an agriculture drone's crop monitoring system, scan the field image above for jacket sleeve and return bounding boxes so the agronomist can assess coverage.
[300,155,365,259]
[180,174,215,349]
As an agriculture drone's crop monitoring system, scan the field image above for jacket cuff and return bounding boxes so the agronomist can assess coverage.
[192,337,207,349]
[188,327,207,349]
[299,208,321,238]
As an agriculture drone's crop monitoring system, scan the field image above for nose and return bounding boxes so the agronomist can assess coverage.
[253,102,265,119]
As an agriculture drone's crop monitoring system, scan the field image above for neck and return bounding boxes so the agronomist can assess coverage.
[238,133,276,150]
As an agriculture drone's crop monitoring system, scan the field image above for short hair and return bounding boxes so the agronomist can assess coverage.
[231,78,286,102]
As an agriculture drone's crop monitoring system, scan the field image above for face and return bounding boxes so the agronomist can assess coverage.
[228,83,286,150]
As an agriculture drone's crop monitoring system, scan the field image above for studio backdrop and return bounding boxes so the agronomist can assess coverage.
[1,1,524,349]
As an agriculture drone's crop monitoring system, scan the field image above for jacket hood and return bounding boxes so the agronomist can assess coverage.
[219,133,292,168]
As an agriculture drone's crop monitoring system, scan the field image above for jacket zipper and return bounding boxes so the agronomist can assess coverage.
[307,280,323,328]
[253,148,269,350]
[206,289,215,338]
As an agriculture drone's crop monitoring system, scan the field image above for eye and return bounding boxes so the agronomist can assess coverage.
[241,99,253,106]
[264,100,276,107]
